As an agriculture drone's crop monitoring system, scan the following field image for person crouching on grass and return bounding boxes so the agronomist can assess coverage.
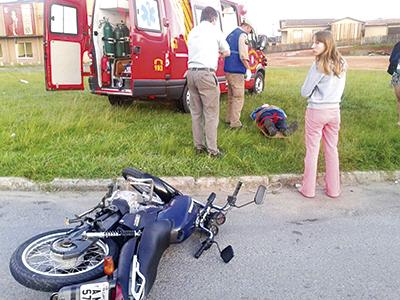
[297,31,347,199]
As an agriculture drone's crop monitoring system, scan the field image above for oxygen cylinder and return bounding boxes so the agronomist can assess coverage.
[101,56,111,87]
[115,22,130,58]
[114,24,125,58]
[120,23,130,56]
[103,20,115,57]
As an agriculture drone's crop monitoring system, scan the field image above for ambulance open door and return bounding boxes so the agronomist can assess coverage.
[44,0,90,90]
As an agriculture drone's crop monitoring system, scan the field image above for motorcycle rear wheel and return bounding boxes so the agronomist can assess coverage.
[9,229,118,292]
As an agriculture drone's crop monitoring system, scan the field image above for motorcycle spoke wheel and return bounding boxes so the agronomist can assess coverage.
[22,232,108,277]
[10,229,118,292]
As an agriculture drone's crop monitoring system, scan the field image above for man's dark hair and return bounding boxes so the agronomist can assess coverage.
[200,6,218,23]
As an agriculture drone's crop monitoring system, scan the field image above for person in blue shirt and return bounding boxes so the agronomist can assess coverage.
[224,19,253,129]
[250,104,298,136]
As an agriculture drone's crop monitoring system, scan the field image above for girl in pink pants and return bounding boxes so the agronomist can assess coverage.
[298,31,347,198]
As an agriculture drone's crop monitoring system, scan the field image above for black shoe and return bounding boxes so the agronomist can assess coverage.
[263,119,277,136]
[208,149,224,158]
[282,121,298,136]
[195,146,207,155]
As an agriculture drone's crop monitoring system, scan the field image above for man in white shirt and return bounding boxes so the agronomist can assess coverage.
[187,6,230,157]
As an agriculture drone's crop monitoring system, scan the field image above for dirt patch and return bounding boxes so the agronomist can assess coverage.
[268,50,389,70]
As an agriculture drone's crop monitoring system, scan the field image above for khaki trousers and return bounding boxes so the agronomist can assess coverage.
[187,70,220,154]
[225,72,245,128]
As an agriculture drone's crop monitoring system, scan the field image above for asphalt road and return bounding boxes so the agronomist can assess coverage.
[1,182,400,300]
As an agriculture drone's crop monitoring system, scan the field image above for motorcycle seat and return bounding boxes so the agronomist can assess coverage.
[122,167,182,203]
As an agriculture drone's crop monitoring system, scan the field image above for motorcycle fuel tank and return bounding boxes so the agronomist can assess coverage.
[157,195,198,243]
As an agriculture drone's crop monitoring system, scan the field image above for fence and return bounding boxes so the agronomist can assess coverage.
[267,34,400,53]
[362,34,400,45]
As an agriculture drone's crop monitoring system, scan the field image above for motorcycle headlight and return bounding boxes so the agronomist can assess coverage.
[213,212,226,226]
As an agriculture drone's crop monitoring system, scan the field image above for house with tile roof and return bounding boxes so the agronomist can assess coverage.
[0,0,44,65]
[364,18,400,38]
[279,17,364,44]
[279,17,400,45]
[279,19,334,44]
[0,0,93,66]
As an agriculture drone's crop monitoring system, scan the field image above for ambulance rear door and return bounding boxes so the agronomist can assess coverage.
[44,0,90,90]
[130,0,169,97]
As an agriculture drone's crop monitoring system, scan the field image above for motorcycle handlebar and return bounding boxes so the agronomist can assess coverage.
[194,241,210,259]
[206,192,216,207]
[232,181,243,197]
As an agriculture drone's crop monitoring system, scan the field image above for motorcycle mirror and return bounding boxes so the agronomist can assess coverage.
[254,185,267,205]
[257,34,268,51]
[220,245,234,263]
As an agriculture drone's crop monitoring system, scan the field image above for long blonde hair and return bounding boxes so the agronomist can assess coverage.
[314,31,345,77]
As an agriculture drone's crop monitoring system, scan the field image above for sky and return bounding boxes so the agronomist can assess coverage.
[0,0,398,36]
[240,0,400,36]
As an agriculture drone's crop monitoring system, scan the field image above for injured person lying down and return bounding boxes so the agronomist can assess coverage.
[250,104,298,137]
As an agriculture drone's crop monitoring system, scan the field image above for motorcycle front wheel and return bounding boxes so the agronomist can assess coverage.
[9,229,118,292]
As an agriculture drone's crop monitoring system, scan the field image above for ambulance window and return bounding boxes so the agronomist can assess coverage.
[50,4,78,35]
[135,0,161,32]
[221,4,238,34]
[194,7,202,25]
[193,6,222,30]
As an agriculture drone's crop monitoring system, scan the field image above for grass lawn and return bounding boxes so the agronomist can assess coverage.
[1,66,399,181]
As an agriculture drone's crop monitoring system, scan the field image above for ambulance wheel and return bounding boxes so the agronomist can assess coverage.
[108,95,133,106]
[178,85,191,113]
[251,72,265,94]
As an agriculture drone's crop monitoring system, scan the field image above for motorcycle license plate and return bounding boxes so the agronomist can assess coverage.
[80,282,109,300]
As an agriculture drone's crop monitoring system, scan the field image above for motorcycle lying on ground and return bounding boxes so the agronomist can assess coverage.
[9,167,266,300]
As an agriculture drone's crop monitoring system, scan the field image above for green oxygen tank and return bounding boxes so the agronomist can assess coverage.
[114,23,126,58]
[103,20,115,57]
[120,23,130,57]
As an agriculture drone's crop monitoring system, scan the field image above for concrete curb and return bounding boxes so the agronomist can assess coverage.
[0,171,399,192]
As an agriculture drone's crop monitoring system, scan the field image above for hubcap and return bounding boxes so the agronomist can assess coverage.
[21,232,109,277]
[255,75,264,93]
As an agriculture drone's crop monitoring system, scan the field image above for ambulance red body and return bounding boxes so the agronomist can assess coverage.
[44,0,267,112]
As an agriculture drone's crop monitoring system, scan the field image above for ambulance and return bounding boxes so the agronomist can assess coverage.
[43,0,268,112]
